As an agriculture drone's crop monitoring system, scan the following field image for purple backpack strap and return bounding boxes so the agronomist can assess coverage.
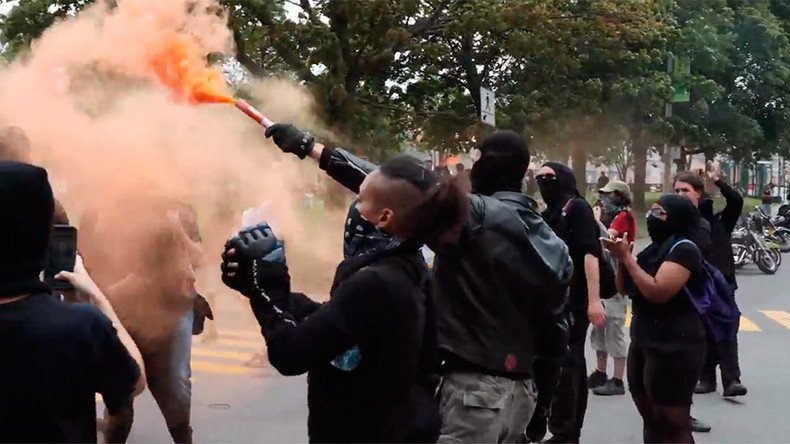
[668,239,711,316]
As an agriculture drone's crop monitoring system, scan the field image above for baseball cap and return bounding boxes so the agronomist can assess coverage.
[599,179,631,199]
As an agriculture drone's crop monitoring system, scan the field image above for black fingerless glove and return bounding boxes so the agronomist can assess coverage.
[220,224,296,326]
[264,123,315,159]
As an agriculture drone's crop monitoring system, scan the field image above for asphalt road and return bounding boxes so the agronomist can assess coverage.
[119,258,790,443]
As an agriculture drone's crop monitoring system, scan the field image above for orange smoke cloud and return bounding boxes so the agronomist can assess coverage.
[0,0,342,304]
[148,34,235,105]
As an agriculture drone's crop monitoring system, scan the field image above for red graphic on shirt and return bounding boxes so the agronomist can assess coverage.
[505,354,517,371]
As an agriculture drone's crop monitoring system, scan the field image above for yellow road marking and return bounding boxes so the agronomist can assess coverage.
[760,310,790,330]
[739,316,761,332]
[190,360,253,375]
[192,348,255,362]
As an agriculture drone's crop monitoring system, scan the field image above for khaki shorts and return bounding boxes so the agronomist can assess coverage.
[590,294,629,358]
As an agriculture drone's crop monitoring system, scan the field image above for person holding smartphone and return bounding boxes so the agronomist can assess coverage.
[0,161,145,443]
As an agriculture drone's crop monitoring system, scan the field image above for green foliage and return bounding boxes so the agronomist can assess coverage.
[5,0,790,195]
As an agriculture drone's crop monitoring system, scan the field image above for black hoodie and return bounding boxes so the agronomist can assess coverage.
[0,161,54,297]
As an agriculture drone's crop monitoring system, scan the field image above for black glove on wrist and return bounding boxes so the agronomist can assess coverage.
[220,223,296,327]
[264,123,315,159]
[221,224,286,296]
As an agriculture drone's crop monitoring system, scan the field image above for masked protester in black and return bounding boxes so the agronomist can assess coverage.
[263,124,571,444]
[0,161,144,443]
[674,171,746,401]
[535,162,603,444]
[222,155,466,443]
[602,194,706,444]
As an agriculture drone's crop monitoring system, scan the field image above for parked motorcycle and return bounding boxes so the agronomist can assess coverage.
[732,216,782,274]
[753,206,790,253]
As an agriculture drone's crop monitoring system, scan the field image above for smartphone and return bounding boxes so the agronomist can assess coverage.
[45,225,78,291]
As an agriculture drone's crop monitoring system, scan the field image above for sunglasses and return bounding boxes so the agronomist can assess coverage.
[646,208,668,218]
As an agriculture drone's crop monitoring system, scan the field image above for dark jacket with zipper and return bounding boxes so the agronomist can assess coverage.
[316,147,569,378]
[251,240,440,443]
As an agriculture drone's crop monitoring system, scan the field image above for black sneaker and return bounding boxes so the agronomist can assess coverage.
[690,416,712,433]
[722,380,748,397]
[593,378,626,396]
[587,370,607,389]
[694,380,717,394]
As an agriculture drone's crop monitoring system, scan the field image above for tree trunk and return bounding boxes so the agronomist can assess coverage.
[632,136,649,212]
[674,154,687,172]
[570,142,588,195]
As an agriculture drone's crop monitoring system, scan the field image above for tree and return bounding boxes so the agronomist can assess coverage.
[223,0,459,160]
[0,0,100,57]
[668,0,790,166]
[1,0,453,160]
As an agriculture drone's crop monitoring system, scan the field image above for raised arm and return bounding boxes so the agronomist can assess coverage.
[264,124,378,193]
[316,145,377,193]
[716,179,744,233]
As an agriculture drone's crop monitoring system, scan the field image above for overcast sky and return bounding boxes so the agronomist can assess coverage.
[0,1,19,15]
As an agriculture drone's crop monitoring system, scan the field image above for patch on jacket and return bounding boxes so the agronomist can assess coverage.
[505,354,517,371]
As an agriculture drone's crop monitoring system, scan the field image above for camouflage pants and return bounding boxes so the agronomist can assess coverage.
[437,371,537,443]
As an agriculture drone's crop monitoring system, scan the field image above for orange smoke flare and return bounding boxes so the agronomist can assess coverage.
[148,35,235,105]
[147,34,274,128]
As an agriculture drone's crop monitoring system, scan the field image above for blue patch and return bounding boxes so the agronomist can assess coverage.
[331,346,361,371]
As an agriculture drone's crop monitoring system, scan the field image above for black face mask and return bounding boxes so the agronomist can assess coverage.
[646,214,674,242]
[538,179,564,206]
[342,199,397,259]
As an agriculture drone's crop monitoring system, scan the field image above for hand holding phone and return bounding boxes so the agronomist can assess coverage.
[45,225,78,291]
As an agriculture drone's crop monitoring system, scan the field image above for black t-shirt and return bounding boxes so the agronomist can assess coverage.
[544,197,602,310]
[0,293,140,443]
[627,242,706,350]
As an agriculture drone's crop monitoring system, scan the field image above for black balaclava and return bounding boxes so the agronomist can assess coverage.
[637,194,701,275]
[647,194,700,243]
[539,161,579,207]
[470,130,530,196]
[343,198,398,259]
[0,161,55,297]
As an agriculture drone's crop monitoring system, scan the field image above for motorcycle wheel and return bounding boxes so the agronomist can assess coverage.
[756,250,779,275]
[777,228,790,253]
[771,248,783,266]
